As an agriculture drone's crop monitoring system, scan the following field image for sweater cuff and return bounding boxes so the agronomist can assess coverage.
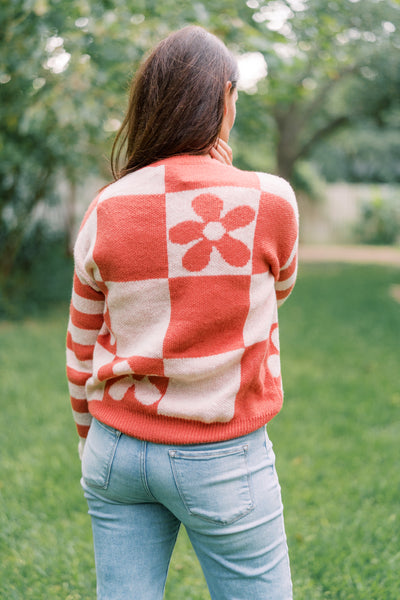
[78,437,86,460]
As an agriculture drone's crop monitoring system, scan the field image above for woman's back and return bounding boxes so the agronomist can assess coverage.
[68,153,298,444]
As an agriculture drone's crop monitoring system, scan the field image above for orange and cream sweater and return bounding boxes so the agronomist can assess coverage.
[66,154,298,450]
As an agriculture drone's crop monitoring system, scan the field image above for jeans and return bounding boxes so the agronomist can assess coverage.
[81,418,293,600]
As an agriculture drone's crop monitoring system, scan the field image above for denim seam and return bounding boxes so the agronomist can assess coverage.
[168,453,192,516]
[169,446,251,460]
[140,441,158,501]
[243,445,256,514]
[83,422,121,490]
[101,432,121,489]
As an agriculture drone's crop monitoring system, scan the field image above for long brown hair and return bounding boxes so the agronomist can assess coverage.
[110,26,238,179]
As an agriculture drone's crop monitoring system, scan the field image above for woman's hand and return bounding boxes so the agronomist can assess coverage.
[209,138,233,166]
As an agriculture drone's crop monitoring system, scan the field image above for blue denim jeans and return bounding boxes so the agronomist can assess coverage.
[81,418,293,600]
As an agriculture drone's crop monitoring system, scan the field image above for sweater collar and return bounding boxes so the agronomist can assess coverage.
[151,154,214,168]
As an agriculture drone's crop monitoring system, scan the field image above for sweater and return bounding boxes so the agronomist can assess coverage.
[66,154,298,447]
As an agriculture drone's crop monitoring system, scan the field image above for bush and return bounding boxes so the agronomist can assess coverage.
[292,161,326,204]
[0,223,73,320]
[355,194,400,245]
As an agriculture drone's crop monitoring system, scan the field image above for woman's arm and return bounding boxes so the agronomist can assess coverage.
[66,272,105,456]
[66,201,105,457]
[268,179,298,307]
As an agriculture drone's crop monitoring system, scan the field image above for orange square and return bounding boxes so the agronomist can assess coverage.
[252,192,298,277]
[164,157,260,193]
[94,195,168,281]
[163,275,250,358]
[234,341,282,420]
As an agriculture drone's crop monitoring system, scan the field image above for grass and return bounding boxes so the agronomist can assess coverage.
[269,264,400,599]
[0,263,399,599]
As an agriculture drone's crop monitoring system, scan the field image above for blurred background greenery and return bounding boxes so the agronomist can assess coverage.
[1,3,399,598]
[1,0,399,317]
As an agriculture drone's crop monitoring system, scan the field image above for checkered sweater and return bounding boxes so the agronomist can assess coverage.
[67,154,298,448]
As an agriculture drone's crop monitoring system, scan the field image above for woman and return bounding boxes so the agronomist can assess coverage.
[67,25,298,600]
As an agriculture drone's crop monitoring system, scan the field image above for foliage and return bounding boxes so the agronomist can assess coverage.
[354,194,400,245]
[1,0,399,296]
[233,0,400,179]
[1,263,399,598]
[0,0,257,283]
[291,160,326,204]
[0,224,73,320]
[310,116,400,183]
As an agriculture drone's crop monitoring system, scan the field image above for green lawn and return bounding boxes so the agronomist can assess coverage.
[1,263,399,599]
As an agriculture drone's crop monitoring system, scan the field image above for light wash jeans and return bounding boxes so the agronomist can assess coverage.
[81,418,293,600]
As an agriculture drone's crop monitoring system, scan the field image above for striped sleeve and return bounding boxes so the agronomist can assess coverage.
[66,197,105,445]
[66,272,104,441]
[256,173,299,307]
[275,180,298,307]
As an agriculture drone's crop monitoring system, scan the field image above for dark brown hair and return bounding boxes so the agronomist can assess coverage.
[110,26,238,179]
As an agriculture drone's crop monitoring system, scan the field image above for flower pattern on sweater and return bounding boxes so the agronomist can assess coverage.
[169,193,256,272]
[108,375,164,405]
[66,155,299,446]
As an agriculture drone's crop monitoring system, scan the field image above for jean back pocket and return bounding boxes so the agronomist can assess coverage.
[82,419,121,489]
[169,444,254,525]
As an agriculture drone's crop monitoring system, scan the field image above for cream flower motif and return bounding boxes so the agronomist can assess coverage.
[267,323,281,378]
[169,193,255,272]
[108,375,163,405]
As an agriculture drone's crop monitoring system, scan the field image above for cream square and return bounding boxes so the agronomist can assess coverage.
[243,272,277,347]
[166,186,260,277]
[74,208,102,286]
[93,342,116,379]
[106,279,171,358]
[256,172,298,218]
[98,165,165,203]
[159,349,243,422]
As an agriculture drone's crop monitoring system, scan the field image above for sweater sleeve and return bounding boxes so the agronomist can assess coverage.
[274,183,298,308]
[66,202,105,447]
[257,174,299,307]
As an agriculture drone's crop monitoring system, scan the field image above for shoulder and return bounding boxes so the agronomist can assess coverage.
[219,163,297,214]
[97,165,162,204]
[254,172,295,201]
[218,161,295,199]
[253,171,298,221]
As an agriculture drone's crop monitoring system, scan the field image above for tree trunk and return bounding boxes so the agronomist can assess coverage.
[276,141,297,181]
[274,107,301,181]
[274,107,349,182]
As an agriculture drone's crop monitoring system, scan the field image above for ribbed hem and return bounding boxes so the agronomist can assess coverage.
[87,401,281,445]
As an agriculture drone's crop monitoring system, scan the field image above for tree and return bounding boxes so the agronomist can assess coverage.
[0,0,256,280]
[232,0,400,180]
[1,0,399,289]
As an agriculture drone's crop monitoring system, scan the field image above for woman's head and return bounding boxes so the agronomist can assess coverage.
[111,26,239,178]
